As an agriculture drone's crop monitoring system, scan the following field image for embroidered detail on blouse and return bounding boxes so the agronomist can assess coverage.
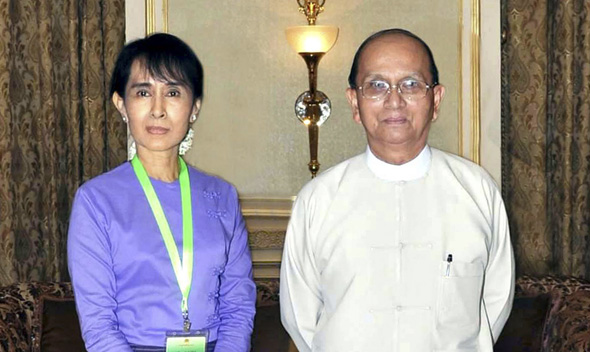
[208,291,221,301]
[207,313,220,323]
[202,190,221,200]
[207,209,227,219]
[212,265,225,276]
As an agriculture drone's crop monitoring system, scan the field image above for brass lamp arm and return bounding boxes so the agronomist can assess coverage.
[300,53,325,101]
[287,0,337,178]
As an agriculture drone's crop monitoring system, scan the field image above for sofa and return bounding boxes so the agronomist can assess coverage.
[2,276,590,352]
[495,275,590,351]
[0,280,294,352]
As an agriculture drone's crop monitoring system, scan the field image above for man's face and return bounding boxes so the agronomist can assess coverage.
[346,34,445,164]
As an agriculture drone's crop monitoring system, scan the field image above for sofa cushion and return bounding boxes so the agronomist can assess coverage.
[544,289,590,351]
[0,286,31,352]
[251,303,292,352]
[34,296,86,352]
[494,293,551,352]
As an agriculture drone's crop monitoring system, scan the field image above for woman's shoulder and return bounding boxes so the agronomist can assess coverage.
[77,162,135,195]
[187,164,238,198]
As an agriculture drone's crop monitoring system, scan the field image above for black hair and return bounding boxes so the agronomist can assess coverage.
[347,28,439,88]
[110,33,203,101]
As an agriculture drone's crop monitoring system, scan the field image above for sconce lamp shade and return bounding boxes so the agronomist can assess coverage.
[285,25,339,53]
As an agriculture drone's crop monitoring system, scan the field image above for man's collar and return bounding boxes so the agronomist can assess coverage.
[365,145,431,181]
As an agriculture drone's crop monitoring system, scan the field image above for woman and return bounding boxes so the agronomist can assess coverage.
[68,33,256,352]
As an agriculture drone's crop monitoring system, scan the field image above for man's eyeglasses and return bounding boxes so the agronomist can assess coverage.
[356,78,437,101]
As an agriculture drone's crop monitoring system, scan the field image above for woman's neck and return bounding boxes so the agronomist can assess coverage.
[136,149,180,182]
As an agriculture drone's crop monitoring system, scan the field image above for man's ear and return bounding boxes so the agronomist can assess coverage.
[346,88,362,125]
[431,84,446,122]
[112,92,127,118]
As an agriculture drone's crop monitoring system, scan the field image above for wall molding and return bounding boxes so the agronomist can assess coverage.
[145,0,155,34]
[144,0,169,36]
[249,230,287,250]
[162,0,168,32]
[458,0,464,156]
[470,0,481,164]
[460,0,482,165]
[241,198,293,279]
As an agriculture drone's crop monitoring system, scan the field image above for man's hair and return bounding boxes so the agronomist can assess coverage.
[110,33,204,101]
[347,28,439,88]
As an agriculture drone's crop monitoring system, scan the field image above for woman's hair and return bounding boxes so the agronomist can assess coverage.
[110,33,204,101]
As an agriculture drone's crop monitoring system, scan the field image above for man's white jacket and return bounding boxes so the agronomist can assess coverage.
[280,147,515,352]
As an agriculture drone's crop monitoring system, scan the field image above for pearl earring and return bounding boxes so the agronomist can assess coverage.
[190,114,197,123]
[122,115,128,123]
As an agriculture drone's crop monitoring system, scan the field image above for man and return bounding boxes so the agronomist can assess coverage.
[280,28,514,352]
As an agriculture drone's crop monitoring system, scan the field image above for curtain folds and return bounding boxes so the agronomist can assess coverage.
[502,0,590,278]
[0,0,126,285]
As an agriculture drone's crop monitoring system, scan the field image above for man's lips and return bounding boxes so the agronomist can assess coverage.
[146,126,169,134]
[382,116,408,124]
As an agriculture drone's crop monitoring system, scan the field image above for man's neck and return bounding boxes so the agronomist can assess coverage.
[369,142,426,165]
[366,144,431,182]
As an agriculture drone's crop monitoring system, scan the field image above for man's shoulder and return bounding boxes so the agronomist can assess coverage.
[316,153,365,181]
[297,153,366,200]
[430,148,500,193]
[432,148,495,179]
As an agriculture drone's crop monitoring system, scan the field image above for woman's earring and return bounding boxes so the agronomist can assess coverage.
[190,114,197,123]
[122,115,128,123]
[178,128,194,156]
[128,139,136,160]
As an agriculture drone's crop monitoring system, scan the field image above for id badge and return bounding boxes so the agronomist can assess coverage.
[165,330,208,352]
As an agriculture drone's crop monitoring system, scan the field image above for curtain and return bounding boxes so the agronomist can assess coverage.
[0,0,126,285]
[502,0,590,278]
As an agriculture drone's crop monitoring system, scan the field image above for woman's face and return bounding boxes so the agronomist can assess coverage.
[112,60,200,157]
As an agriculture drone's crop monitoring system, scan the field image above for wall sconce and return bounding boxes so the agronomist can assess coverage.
[285,0,339,178]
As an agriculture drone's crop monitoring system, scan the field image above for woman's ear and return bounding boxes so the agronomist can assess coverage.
[190,99,202,123]
[112,92,127,120]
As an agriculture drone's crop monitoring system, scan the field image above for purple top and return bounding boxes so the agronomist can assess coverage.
[67,162,256,352]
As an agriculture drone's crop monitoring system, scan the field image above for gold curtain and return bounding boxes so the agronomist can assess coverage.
[502,0,590,278]
[0,0,126,285]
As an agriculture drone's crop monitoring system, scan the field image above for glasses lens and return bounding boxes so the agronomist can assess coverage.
[361,80,389,99]
[399,79,427,99]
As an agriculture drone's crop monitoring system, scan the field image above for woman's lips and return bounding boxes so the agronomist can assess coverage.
[146,126,169,134]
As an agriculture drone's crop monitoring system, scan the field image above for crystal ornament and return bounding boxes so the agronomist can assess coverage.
[294,90,331,126]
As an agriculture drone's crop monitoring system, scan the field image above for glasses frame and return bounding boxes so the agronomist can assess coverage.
[356,79,438,101]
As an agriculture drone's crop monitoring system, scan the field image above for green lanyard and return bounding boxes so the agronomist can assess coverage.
[131,155,194,331]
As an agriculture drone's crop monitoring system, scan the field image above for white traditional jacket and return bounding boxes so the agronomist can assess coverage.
[280,146,515,352]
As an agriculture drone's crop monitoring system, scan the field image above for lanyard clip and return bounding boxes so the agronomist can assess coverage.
[182,309,191,332]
